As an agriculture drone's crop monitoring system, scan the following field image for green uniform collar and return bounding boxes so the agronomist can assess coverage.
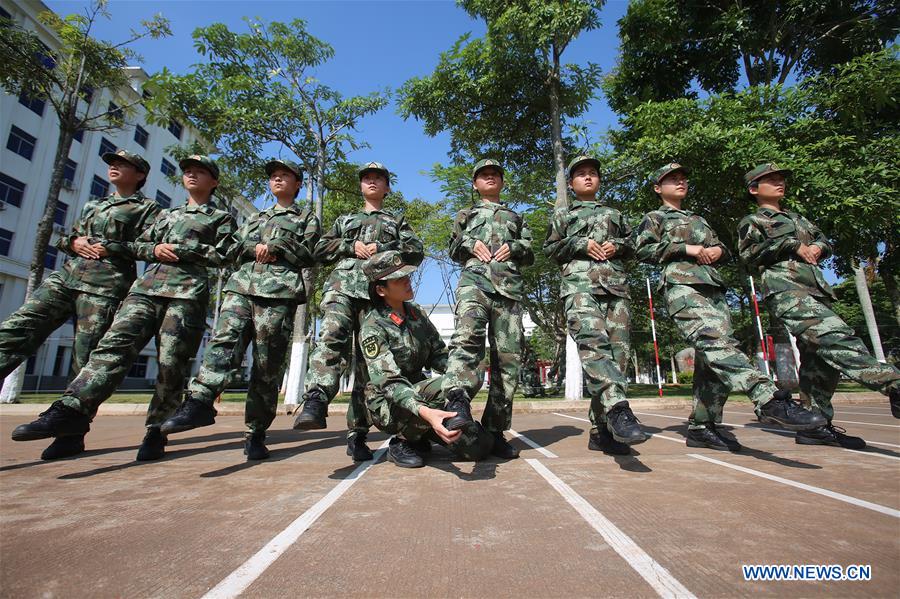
[659,204,692,215]
[183,201,217,213]
[570,199,604,209]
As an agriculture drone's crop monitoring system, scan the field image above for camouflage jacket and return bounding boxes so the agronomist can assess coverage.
[448,201,534,301]
[224,202,320,302]
[56,191,161,299]
[129,201,237,300]
[634,205,731,290]
[315,209,423,300]
[544,200,634,298]
[360,301,448,415]
[737,207,835,299]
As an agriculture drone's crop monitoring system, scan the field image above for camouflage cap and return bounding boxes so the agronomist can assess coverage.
[265,159,303,184]
[102,149,150,174]
[649,162,690,185]
[566,155,602,179]
[449,421,495,461]
[179,155,219,179]
[358,161,391,182]
[363,251,417,282]
[472,158,504,180]
[745,163,792,186]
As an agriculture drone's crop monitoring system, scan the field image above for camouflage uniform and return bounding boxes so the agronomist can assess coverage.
[304,205,423,435]
[544,194,633,429]
[0,153,159,385]
[188,199,320,433]
[738,206,900,420]
[635,167,778,429]
[59,197,237,428]
[442,191,534,433]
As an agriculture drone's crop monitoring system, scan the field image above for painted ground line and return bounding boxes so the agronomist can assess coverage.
[551,412,683,444]
[843,449,900,462]
[832,419,899,429]
[507,429,558,458]
[526,458,696,599]
[689,453,900,518]
[201,441,390,599]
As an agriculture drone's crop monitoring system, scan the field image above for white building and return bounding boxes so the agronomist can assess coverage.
[0,0,256,391]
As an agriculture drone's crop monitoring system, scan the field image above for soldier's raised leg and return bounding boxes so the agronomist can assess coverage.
[441,285,490,432]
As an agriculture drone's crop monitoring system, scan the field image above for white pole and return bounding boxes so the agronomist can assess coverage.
[748,276,771,376]
[564,334,583,401]
[646,279,663,397]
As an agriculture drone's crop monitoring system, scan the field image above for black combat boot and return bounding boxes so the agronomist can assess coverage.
[588,426,630,455]
[709,424,741,452]
[387,436,425,468]
[796,423,866,450]
[160,396,217,435]
[11,400,90,441]
[293,388,328,430]
[490,431,519,459]
[136,427,167,461]
[758,389,827,430]
[245,431,270,460]
[889,387,900,419]
[606,402,647,445]
[685,426,729,450]
[347,431,374,462]
[41,435,86,460]
[406,437,432,454]
[442,388,474,431]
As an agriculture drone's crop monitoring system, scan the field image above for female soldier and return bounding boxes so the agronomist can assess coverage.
[359,251,493,468]
[0,149,159,460]
[161,159,320,460]
[12,155,237,462]
[633,162,823,450]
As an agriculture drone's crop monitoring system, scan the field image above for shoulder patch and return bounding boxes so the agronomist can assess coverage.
[362,335,380,359]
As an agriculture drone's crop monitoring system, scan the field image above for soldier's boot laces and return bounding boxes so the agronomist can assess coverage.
[136,427,167,461]
[11,400,90,441]
[442,388,474,431]
[293,390,328,430]
[588,426,630,455]
[758,390,826,431]
[709,423,742,452]
[347,432,374,462]
[41,435,87,460]
[889,387,900,419]
[796,423,866,450]
[490,431,519,459]
[606,402,648,445]
[387,436,424,468]
[160,396,217,435]
[245,432,270,460]
[686,426,729,451]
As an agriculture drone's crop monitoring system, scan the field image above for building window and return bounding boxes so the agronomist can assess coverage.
[25,355,36,375]
[52,346,69,377]
[107,101,123,122]
[134,125,149,148]
[160,158,176,176]
[167,119,183,139]
[80,86,94,104]
[155,190,171,208]
[63,159,77,185]
[37,42,56,70]
[18,92,45,116]
[0,6,12,20]
[73,128,84,143]
[89,175,109,200]
[0,228,12,256]
[7,126,36,160]
[54,201,68,226]
[128,355,149,378]
[0,172,26,207]
[44,246,58,270]
[98,137,116,157]
[142,88,153,101]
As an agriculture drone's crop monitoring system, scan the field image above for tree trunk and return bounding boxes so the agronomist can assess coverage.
[879,248,900,327]
[854,263,886,362]
[548,44,567,210]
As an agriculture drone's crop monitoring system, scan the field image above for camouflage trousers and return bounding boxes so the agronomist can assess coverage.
[564,292,630,427]
[188,291,295,433]
[60,293,207,428]
[0,272,119,384]
[768,290,900,420]
[666,284,777,429]
[302,292,369,435]
[442,285,522,432]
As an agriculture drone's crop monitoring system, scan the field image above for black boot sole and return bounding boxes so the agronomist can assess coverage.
[758,415,825,432]
[387,451,424,468]
[41,440,86,460]
[11,428,54,441]
[608,428,648,446]
[292,416,326,431]
[443,414,473,431]
[686,438,729,451]
[160,419,214,435]
[135,448,165,461]
[795,436,866,450]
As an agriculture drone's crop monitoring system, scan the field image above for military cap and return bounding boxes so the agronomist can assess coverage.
[649,162,690,185]
[364,251,417,282]
[472,158,504,180]
[566,155,602,179]
[744,163,792,186]
[358,161,391,182]
[179,155,219,179]
[265,159,303,184]
[102,149,150,174]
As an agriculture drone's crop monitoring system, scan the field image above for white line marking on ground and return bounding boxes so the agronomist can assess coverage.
[508,429,557,458]
[832,419,899,428]
[688,453,900,518]
[201,441,390,599]
[551,413,683,444]
[525,458,696,599]
[843,449,900,461]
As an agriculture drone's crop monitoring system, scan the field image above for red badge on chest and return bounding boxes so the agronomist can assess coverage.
[390,313,405,326]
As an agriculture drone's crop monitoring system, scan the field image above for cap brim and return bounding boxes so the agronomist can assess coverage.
[382,264,417,280]
[265,161,302,180]
[473,165,504,179]
[568,158,602,178]
[103,152,140,171]
[749,169,792,184]
[179,158,217,178]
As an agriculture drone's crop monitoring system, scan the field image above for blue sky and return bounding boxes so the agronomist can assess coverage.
[46,0,632,303]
